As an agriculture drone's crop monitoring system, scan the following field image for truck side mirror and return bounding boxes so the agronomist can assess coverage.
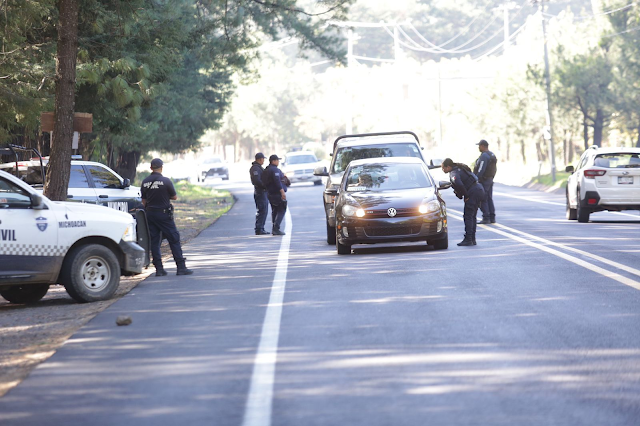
[30,193,45,209]
[314,166,329,177]
[121,178,131,189]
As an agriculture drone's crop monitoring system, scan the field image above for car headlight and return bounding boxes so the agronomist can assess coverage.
[419,200,441,214]
[122,222,137,242]
[342,205,365,217]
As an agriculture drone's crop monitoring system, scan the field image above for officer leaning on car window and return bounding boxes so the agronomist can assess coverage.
[441,158,485,247]
[473,139,498,224]
[250,152,270,235]
[141,158,194,276]
[262,154,290,236]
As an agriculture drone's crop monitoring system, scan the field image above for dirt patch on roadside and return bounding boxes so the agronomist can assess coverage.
[0,195,233,397]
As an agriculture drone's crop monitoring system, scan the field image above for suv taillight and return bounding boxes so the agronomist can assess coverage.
[584,169,606,179]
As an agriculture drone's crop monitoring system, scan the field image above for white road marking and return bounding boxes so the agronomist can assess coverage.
[447,209,640,291]
[494,190,640,218]
[242,208,293,426]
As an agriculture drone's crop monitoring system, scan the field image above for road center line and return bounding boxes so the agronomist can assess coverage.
[447,209,640,291]
[242,208,293,426]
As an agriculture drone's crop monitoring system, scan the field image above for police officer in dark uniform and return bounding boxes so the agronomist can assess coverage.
[473,139,498,224]
[141,158,194,276]
[250,152,270,235]
[441,158,485,246]
[263,154,287,236]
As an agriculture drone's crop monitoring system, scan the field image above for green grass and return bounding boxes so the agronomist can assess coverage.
[531,171,570,188]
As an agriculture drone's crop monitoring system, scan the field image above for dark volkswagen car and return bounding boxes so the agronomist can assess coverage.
[334,157,451,254]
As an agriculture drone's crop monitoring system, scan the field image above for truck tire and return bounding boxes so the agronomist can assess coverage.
[326,222,336,245]
[60,244,120,303]
[0,284,50,304]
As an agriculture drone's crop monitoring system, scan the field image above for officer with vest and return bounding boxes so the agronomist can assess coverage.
[250,152,270,235]
[263,154,287,236]
[141,158,194,276]
[473,139,498,224]
[441,158,485,246]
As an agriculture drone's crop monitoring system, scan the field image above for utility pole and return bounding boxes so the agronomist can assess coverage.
[346,28,354,134]
[536,0,556,182]
[497,2,518,54]
[437,63,443,147]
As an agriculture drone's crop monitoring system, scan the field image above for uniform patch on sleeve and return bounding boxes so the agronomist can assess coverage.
[253,171,258,175]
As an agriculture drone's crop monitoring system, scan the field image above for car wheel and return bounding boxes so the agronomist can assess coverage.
[60,244,120,303]
[0,284,50,304]
[566,189,577,220]
[326,222,336,245]
[223,176,229,181]
[429,233,448,250]
[314,180,322,186]
[576,189,590,223]
[336,233,351,255]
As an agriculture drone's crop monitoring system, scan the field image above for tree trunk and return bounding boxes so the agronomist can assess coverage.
[636,124,640,148]
[43,0,79,201]
[114,150,141,181]
[520,140,526,164]
[583,119,589,150]
[592,109,604,147]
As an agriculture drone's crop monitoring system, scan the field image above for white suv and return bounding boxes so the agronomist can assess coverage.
[566,146,640,222]
[283,151,322,185]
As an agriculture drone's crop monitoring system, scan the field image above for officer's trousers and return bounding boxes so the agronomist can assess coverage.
[268,195,287,231]
[254,190,269,232]
[480,178,495,220]
[147,209,184,267]
[463,186,485,239]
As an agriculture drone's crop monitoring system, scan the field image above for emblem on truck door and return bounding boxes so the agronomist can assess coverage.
[36,216,48,232]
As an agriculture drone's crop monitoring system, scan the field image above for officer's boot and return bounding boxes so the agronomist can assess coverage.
[176,258,194,276]
[154,262,168,277]
[457,236,474,247]
[472,237,477,245]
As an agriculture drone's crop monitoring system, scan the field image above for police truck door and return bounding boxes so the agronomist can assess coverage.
[0,174,60,283]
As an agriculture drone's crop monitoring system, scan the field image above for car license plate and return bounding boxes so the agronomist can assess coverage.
[618,176,634,184]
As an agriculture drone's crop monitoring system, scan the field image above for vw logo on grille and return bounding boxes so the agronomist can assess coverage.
[387,208,397,217]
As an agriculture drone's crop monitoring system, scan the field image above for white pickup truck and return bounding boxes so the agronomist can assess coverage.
[0,170,146,304]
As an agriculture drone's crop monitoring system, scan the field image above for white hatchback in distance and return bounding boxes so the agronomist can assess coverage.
[566,146,640,222]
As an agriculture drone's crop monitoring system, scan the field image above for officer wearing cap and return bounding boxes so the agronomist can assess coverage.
[441,158,485,246]
[141,158,193,276]
[473,139,498,224]
[250,152,270,235]
[263,154,288,236]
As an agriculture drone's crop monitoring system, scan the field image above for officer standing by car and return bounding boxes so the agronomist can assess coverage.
[473,139,497,224]
[250,152,270,235]
[141,158,194,276]
[441,158,485,246]
[263,154,288,236]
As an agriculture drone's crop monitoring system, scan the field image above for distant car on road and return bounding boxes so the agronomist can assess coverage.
[334,157,451,254]
[282,151,322,185]
[314,131,437,245]
[198,156,229,182]
[566,146,640,222]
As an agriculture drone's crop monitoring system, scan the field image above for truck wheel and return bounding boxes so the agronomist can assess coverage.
[314,180,322,186]
[326,222,336,245]
[0,284,50,304]
[60,244,120,303]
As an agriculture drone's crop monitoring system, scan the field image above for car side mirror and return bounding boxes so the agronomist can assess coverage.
[121,178,131,189]
[30,193,45,209]
[314,166,329,177]
[565,165,574,173]
[438,181,452,190]
[428,159,443,170]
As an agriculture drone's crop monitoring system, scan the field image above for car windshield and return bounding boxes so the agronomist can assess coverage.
[594,153,640,168]
[345,163,432,192]
[286,155,317,165]
[332,143,422,174]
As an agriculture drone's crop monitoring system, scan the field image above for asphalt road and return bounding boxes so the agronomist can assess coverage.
[1,177,640,426]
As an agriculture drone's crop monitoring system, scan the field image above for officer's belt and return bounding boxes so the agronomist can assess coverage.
[146,206,172,214]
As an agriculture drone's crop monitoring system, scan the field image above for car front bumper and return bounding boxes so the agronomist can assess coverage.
[336,213,447,245]
[119,241,146,274]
